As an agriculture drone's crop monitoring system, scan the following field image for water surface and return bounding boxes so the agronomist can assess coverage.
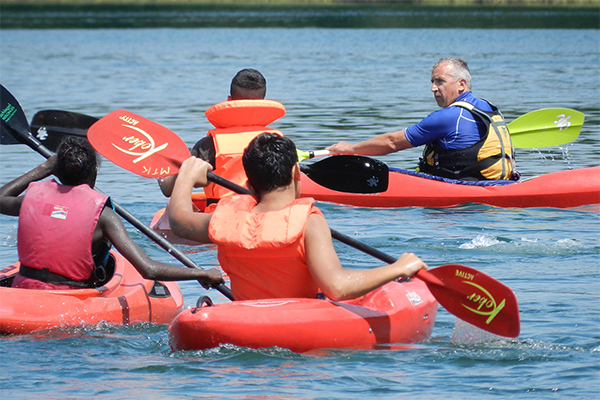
[1,22,599,400]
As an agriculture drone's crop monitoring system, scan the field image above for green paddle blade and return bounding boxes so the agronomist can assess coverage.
[30,110,99,152]
[300,155,389,194]
[508,108,584,149]
[0,85,30,145]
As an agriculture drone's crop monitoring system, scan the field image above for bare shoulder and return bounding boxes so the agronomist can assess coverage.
[305,212,331,239]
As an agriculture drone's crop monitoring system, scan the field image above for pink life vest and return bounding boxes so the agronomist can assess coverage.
[208,195,322,301]
[16,180,108,284]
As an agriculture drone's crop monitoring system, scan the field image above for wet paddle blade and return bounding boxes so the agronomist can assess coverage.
[0,85,30,144]
[508,108,584,149]
[30,110,99,152]
[300,155,389,193]
[88,109,191,178]
[417,265,520,338]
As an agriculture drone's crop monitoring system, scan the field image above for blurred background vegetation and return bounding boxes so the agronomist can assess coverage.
[2,0,599,5]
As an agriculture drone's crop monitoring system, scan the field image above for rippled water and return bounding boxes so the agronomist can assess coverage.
[1,22,599,399]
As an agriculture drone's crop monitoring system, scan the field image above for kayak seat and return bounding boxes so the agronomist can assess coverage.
[389,167,518,187]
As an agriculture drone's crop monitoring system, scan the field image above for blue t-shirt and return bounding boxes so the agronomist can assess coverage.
[404,91,492,150]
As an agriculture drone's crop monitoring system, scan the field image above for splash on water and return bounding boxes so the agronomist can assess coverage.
[459,234,501,249]
[451,318,507,344]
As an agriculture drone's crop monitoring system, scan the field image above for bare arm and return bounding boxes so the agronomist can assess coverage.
[157,144,205,197]
[168,157,214,243]
[304,213,426,301]
[0,156,57,216]
[99,207,223,286]
[326,129,413,156]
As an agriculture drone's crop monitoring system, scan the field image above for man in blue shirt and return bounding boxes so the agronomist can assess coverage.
[327,57,516,181]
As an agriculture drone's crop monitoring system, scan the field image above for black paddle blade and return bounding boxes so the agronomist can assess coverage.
[0,84,29,144]
[300,155,389,194]
[30,110,99,152]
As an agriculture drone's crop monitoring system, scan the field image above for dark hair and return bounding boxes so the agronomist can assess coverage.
[230,68,266,100]
[56,136,99,186]
[242,133,297,194]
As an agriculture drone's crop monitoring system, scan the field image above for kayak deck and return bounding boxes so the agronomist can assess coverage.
[0,251,184,335]
[169,279,437,353]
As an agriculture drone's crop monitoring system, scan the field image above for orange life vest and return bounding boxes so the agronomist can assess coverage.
[208,195,322,301]
[203,100,285,201]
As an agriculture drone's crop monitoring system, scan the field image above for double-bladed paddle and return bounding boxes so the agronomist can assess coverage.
[31,110,389,194]
[31,107,584,155]
[0,85,234,301]
[87,109,389,194]
[88,108,521,338]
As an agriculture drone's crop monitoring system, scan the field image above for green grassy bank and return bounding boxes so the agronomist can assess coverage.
[2,0,599,6]
[2,0,598,29]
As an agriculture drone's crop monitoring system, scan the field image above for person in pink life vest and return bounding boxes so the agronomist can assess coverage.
[168,132,428,301]
[0,137,223,290]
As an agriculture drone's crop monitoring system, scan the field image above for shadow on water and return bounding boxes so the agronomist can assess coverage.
[2,4,599,29]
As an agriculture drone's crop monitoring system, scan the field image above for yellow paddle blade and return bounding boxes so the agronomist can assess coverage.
[508,108,584,149]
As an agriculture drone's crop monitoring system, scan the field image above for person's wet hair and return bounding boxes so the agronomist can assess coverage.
[56,136,99,186]
[242,133,297,194]
[230,68,266,100]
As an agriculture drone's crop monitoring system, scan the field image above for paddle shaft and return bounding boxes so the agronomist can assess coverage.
[36,108,580,152]
[2,112,234,300]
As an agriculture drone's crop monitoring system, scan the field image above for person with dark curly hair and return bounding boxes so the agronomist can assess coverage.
[0,137,224,290]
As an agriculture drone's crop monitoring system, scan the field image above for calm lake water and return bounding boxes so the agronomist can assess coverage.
[1,10,599,400]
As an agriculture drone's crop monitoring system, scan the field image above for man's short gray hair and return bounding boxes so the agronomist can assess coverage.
[433,57,472,89]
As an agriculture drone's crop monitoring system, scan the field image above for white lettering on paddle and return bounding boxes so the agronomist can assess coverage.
[111,124,168,163]
[119,115,139,126]
[142,165,171,176]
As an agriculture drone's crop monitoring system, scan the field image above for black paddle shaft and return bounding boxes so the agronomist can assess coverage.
[0,85,234,300]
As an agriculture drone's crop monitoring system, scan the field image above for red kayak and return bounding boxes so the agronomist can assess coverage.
[150,167,599,246]
[169,279,437,353]
[0,251,184,335]
[300,166,600,209]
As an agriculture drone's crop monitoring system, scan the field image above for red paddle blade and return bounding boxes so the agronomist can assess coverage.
[417,264,520,338]
[88,110,190,178]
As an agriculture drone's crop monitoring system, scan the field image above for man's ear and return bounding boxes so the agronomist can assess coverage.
[293,163,301,181]
[245,180,259,198]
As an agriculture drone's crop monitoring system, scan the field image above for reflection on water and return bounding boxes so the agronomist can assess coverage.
[2,4,599,30]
